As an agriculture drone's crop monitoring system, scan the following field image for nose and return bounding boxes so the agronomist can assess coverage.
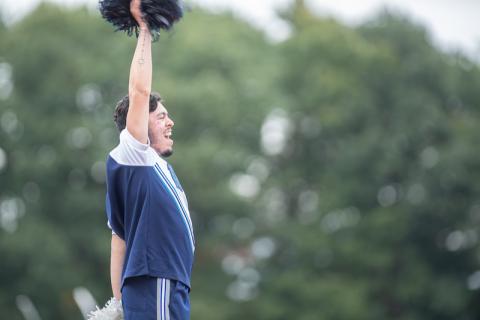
[167,115,174,127]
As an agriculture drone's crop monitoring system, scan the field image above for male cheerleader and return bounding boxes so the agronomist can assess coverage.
[105,0,195,319]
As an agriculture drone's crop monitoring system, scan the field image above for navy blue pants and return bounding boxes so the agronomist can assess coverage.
[122,276,190,320]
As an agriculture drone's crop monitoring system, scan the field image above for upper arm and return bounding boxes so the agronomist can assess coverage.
[106,192,122,239]
[111,233,126,253]
[126,90,150,144]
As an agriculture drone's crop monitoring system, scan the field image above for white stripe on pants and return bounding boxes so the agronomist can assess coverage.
[157,278,171,320]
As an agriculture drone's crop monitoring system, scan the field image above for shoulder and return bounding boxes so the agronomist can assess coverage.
[109,129,156,166]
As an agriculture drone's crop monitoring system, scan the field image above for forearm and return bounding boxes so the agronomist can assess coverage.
[110,234,126,300]
[126,28,153,143]
[128,28,152,95]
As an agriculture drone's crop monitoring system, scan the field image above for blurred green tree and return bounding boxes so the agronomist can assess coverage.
[0,1,480,320]
[226,2,480,320]
[0,3,277,319]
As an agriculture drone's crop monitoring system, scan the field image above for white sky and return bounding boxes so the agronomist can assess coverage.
[1,0,479,59]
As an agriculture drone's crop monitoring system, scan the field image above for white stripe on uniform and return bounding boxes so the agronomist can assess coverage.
[157,278,171,320]
[153,164,195,252]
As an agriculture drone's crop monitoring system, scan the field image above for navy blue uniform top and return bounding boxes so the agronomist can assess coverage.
[105,129,195,289]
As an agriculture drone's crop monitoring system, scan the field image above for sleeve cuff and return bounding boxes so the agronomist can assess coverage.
[107,220,117,235]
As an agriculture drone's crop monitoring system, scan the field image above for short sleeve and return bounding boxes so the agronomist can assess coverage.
[109,129,154,166]
[106,192,124,239]
[107,219,116,235]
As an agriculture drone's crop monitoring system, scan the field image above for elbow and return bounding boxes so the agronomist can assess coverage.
[129,86,150,98]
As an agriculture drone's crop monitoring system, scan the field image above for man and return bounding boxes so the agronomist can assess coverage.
[105,0,195,319]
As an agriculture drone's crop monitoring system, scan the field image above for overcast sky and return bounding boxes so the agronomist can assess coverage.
[2,0,479,60]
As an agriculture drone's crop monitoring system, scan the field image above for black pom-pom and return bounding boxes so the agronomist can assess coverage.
[99,0,183,40]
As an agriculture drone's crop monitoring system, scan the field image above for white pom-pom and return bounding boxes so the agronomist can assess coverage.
[87,297,124,320]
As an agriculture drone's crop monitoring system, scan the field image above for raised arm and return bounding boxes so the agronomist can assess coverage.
[127,0,152,144]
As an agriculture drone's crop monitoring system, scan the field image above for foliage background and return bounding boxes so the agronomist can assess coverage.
[1,1,480,319]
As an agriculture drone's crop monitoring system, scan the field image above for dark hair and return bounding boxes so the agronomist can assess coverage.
[113,92,163,131]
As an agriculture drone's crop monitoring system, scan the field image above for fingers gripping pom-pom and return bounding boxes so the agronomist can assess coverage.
[87,297,123,320]
[99,0,183,40]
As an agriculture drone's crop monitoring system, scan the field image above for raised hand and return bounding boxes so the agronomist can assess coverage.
[130,0,147,29]
[100,0,182,39]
